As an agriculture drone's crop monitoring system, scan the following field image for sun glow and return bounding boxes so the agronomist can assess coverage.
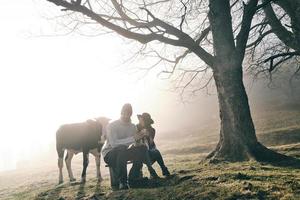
[0,0,216,172]
[0,35,156,171]
[0,0,165,171]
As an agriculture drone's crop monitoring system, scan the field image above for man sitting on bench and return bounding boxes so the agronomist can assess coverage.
[101,103,158,190]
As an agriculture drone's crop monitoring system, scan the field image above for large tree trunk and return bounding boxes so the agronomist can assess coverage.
[206,0,294,163]
[207,62,295,163]
[207,64,258,161]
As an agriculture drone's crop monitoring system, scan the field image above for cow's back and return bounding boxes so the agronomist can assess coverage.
[56,121,102,151]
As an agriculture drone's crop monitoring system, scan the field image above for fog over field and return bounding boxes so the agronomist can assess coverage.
[2,1,300,199]
[0,0,300,174]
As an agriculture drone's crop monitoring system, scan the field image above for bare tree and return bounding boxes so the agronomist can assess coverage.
[43,0,296,162]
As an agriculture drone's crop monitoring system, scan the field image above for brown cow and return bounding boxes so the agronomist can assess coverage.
[56,117,110,184]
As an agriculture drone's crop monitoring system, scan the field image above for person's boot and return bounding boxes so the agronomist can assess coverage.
[149,168,159,179]
[162,166,170,177]
[119,182,129,190]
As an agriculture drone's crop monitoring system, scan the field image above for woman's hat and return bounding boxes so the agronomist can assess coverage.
[137,112,154,125]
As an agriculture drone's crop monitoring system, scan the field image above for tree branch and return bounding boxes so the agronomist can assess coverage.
[264,51,300,72]
[45,0,214,66]
[235,0,258,64]
[263,0,300,51]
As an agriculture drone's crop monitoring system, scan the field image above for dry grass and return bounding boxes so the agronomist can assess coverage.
[1,106,300,200]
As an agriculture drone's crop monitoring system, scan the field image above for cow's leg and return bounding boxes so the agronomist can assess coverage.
[65,150,76,182]
[81,152,89,183]
[58,157,64,184]
[57,146,64,184]
[90,149,103,182]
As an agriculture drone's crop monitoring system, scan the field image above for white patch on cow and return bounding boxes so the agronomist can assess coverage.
[90,148,103,182]
[65,150,76,182]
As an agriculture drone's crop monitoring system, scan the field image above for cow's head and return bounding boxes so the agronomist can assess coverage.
[95,117,111,143]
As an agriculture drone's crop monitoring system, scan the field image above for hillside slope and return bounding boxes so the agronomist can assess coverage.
[1,106,300,200]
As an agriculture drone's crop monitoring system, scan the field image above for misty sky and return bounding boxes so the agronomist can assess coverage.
[0,1,220,171]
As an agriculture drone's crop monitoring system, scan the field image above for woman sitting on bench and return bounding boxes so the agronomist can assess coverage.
[136,113,170,177]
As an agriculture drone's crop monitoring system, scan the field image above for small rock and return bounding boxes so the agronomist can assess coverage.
[234,172,250,180]
[206,176,218,181]
[89,194,99,200]
[217,177,226,183]
[257,190,268,199]
[178,175,195,183]
[243,181,253,191]
[178,170,188,174]
[38,192,48,197]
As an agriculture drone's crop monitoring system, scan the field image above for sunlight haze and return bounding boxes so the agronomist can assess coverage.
[0,0,218,172]
[0,0,166,171]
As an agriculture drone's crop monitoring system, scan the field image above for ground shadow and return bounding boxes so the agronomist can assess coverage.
[34,184,64,200]
[91,182,106,199]
[205,142,300,169]
[129,174,180,189]
[76,182,86,200]
[254,143,300,169]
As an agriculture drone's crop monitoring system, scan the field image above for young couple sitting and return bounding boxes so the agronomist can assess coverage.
[101,103,170,190]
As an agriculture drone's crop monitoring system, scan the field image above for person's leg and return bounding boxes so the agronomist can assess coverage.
[128,146,158,179]
[125,146,143,181]
[104,147,128,189]
[103,150,117,167]
[128,158,143,181]
[149,149,170,176]
[115,149,130,185]
[149,149,164,167]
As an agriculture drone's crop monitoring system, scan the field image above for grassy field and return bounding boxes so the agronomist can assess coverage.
[1,105,300,200]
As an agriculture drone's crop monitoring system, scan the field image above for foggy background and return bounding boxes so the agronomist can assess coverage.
[0,0,299,172]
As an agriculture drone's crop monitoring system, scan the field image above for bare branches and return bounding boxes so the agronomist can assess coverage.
[46,0,214,66]
[263,0,300,51]
[256,0,273,11]
[179,0,188,31]
[264,51,300,72]
[43,0,300,97]
[110,0,154,28]
[246,30,273,48]
[246,0,300,83]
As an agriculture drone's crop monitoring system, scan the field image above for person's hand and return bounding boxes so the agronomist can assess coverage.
[140,129,148,137]
[134,130,146,141]
[149,137,154,145]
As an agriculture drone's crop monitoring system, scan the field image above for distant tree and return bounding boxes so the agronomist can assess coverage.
[43,0,296,162]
